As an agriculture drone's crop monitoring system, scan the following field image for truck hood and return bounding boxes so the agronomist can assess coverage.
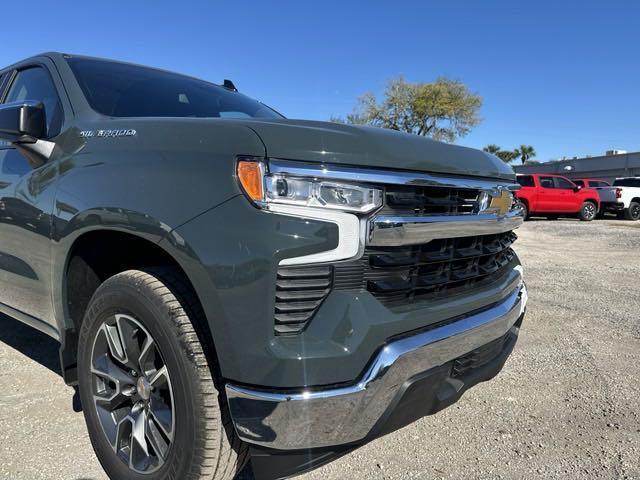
[237,119,515,181]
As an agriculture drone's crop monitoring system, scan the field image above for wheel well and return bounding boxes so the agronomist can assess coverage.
[631,197,640,205]
[61,230,207,385]
[517,197,529,210]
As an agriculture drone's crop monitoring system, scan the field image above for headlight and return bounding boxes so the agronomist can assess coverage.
[238,159,383,214]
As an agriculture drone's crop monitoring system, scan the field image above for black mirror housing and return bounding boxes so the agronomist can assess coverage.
[0,101,46,144]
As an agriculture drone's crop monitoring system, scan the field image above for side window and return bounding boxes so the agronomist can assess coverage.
[4,67,63,138]
[590,181,608,187]
[539,176,555,189]
[574,180,585,188]
[555,177,575,189]
[517,175,535,187]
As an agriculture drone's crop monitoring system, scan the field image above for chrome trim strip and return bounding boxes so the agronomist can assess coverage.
[226,280,527,450]
[268,159,520,191]
[369,210,524,246]
[268,204,361,265]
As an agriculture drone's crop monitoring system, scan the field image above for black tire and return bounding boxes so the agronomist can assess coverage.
[515,200,529,220]
[624,201,640,221]
[578,201,597,221]
[77,269,247,480]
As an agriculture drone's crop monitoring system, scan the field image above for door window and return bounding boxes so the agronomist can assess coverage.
[4,67,63,137]
[0,72,7,95]
[539,177,555,188]
[589,181,609,187]
[554,177,575,189]
[517,175,535,187]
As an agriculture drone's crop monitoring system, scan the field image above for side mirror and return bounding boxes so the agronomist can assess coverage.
[0,101,46,144]
[573,186,582,192]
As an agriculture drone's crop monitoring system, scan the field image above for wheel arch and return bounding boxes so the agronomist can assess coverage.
[58,227,217,386]
[516,196,530,212]
[584,196,600,207]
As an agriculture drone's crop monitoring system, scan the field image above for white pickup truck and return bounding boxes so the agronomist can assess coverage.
[597,177,640,220]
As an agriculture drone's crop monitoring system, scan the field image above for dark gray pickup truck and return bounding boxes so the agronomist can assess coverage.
[0,53,527,480]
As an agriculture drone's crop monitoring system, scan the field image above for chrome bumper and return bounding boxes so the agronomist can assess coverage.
[226,279,527,450]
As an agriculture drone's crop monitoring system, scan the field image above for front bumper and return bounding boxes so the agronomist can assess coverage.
[226,281,527,450]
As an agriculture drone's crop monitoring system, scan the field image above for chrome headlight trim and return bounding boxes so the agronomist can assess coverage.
[268,158,520,191]
[267,204,361,266]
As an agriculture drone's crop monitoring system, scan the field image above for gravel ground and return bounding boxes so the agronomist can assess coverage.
[1,219,638,479]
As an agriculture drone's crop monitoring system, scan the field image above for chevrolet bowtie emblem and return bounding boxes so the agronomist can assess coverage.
[489,190,513,216]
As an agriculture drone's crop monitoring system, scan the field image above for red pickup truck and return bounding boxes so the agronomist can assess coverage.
[515,174,600,221]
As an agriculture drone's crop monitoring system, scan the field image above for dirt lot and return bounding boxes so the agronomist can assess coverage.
[1,220,639,479]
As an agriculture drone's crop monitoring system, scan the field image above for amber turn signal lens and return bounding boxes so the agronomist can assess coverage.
[237,160,264,201]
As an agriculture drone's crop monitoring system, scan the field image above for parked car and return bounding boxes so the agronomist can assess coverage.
[596,177,640,220]
[0,53,528,480]
[515,173,600,221]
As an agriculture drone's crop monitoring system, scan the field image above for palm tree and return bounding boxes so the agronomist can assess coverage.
[515,145,536,164]
[484,144,518,163]
[483,144,501,155]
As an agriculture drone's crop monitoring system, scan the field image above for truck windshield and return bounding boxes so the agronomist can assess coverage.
[613,178,640,187]
[66,57,283,119]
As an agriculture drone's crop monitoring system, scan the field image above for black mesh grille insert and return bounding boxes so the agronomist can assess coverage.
[334,231,517,307]
[381,185,482,216]
[274,265,333,335]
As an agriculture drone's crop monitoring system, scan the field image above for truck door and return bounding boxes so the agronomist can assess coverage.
[553,176,579,212]
[536,176,560,212]
[0,64,63,327]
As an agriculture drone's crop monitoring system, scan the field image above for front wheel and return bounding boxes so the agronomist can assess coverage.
[515,200,529,220]
[77,269,247,480]
[624,201,640,221]
[579,201,597,221]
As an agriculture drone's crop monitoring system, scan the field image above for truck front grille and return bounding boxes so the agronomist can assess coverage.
[380,185,482,216]
[334,231,517,308]
[274,232,516,334]
[274,265,333,335]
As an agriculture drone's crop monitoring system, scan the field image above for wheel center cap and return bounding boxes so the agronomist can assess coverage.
[137,377,152,401]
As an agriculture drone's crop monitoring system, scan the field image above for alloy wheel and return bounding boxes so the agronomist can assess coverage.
[90,314,175,474]
[631,204,640,220]
[583,203,596,220]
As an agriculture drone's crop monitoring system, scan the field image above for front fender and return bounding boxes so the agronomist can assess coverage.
[50,119,266,333]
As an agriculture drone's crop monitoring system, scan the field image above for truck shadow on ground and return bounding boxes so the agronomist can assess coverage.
[0,312,83,411]
[0,312,61,375]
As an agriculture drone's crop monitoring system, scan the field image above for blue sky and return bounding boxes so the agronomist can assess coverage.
[1,0,638,162]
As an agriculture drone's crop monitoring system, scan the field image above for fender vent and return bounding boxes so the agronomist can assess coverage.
[274,265,333,335]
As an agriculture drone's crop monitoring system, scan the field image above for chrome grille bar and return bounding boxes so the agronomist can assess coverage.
[369,211,523,247]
